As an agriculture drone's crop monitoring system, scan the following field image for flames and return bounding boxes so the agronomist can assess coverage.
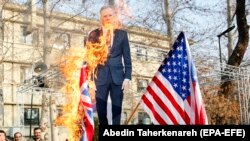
[55,28,114,140]
[85,23,114,80]
[55,47,86,141]
[85,33,109,80]
[54,2,132,140]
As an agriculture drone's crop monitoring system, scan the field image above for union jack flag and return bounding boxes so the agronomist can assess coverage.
[141,32,208,125]
[79,65,94,141]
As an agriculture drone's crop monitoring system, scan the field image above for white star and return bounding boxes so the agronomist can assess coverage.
[177,54,182,58]
[168,76,172,80]
[183,71,187,76]
[174,83,178,88]
[173,69,177,73]
[183,63,187,68]
[182,78,186,83]
[182,93,186,98]
[173,76,177,80]
[172,54,175,59]
[182,86,186,90]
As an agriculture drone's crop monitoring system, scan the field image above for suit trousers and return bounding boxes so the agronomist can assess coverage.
[95,68,124,125]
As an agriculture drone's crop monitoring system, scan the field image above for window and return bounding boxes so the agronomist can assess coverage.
[24,108,40,125]
[136,45,147,61]
[20,66,32,83]
[138,112,150,125]
[20,26,33,44]
[55,108,64,126]
[57,108,63,118]
[158,50,168,61]
[52,33,70,49]
[137,79,148,92]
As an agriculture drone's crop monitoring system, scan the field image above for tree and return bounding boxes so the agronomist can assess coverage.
[220,0,249,97]
[227,0,234,57]
[38,1,52,140]
[163,0,174,47]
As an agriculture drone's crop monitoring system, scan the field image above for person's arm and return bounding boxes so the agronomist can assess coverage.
[122,31,132,80]
[122,31,132,91]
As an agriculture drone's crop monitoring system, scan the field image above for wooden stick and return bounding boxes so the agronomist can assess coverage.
[124,99,142,125]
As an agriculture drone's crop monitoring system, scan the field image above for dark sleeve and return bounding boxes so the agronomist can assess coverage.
[122,31,132,80]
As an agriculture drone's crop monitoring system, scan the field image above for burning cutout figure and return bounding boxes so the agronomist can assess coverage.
[86,5,132,125]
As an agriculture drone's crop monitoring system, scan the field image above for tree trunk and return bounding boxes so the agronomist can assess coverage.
[43,0,51,67]
[163,0,174,47]
[220,0,249,98]
[40,1,55,141]
[227,0,234,57]
[40,94,50,140]
[49,95,57,141]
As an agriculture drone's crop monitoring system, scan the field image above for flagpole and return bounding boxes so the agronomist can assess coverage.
[124,99,142,125]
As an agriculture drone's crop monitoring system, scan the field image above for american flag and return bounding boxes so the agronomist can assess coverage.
[79,65,94,141]
[141,32,208,125]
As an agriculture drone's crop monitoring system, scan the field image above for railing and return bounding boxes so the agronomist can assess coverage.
[197,59,250,124]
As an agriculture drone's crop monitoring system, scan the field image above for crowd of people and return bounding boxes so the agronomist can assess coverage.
[0,127,44,141]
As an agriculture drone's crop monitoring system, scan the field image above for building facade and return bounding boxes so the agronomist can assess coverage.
[0,2,169,140]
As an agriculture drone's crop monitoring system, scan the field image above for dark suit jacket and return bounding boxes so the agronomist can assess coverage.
[88,28,132,85]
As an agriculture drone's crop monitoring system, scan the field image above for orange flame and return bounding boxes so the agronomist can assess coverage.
[85,22,121,79]
[85,35,109,79]
[55,47,86,141]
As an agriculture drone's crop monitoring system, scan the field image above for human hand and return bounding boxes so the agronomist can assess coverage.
[122,79,130,92]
